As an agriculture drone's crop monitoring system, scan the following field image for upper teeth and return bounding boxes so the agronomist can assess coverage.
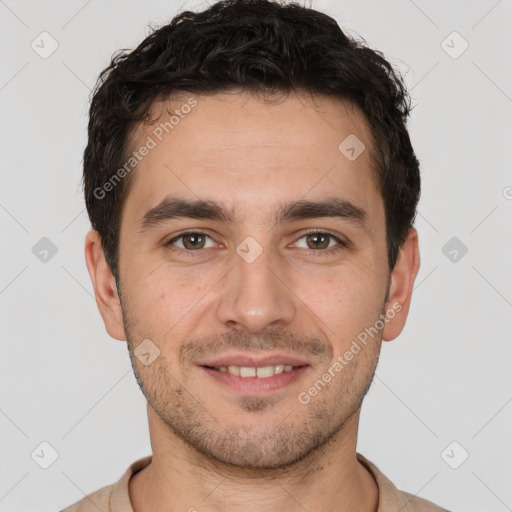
[216,365,295,378]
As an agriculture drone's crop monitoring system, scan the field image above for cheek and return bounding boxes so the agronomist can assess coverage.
[122,262,203,338]
[154,280,197,327]
[298,264,385,341]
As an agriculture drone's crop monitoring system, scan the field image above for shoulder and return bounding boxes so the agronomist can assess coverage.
[59,483,114,512]
[58,455,152,512]
[356,453,451,512]
[396,489,451,511]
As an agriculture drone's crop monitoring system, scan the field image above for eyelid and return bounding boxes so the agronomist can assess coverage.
[166,230,218,250]
[166,229,347,255]
[290,229,347,251]
[295,228,347,243]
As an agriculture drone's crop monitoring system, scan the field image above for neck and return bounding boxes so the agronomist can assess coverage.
[130,404,378,512]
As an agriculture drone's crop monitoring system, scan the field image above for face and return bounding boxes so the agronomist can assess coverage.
[87,90,418,470]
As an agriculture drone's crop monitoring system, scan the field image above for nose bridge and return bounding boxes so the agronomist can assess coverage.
[215,236,296,332]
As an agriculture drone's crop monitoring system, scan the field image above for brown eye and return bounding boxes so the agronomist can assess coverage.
[292,231,347,257]
[181,233,206,250]
[305,232,330,250]
[167,231,215,251]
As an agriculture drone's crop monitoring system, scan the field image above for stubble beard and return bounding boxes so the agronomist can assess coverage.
[120,294,384,472]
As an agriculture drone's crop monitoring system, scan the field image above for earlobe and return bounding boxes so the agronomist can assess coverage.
[382,227,421,342]
[84,229,127,341]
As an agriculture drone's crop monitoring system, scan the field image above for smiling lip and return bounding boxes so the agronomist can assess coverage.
[197,353,310,394]
[197,353,309,368]
[201,365,309,393]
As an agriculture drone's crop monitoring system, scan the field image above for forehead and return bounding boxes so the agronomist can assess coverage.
[121,90,382,229]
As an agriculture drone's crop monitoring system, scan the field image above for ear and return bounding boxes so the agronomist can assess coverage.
[84,229,126,341]
[382,227,421,342]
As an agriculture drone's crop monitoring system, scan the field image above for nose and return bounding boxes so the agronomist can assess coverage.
[215,241,297,334]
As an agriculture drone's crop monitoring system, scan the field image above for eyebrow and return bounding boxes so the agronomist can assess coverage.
[138,196,371,234]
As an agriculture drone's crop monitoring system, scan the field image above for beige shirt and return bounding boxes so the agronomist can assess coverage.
[60,453,450,512]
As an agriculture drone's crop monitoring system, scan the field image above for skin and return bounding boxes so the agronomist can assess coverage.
[85,90,420,512]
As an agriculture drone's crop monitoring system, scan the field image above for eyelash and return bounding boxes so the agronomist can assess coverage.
[165,230,347,257]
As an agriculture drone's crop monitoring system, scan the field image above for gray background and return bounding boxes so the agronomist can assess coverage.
[1,1,511,511]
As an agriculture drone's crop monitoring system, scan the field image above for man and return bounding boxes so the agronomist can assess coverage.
[61,0,450,510]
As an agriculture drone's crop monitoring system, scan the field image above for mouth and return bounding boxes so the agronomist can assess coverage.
[198,354,310,394]
[202,363,302,378]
